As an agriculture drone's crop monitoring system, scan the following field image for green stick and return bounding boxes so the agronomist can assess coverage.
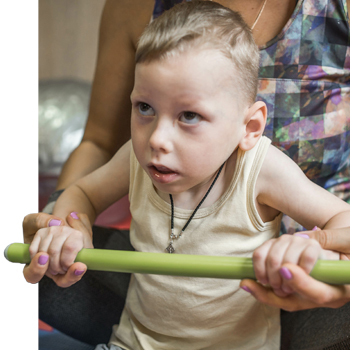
[4,243,350,284]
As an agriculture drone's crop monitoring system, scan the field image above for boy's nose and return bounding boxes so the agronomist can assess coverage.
[149,123,173,154]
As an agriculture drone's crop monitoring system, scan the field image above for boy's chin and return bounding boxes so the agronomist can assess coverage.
[152,181,186,197]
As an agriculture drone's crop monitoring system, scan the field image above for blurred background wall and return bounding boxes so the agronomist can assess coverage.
[38,2,131,339]
[38,0,131,228]
[39,0,106,82]
[38,0,106,210]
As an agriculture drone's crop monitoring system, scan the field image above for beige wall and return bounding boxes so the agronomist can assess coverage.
[39,0,106,82]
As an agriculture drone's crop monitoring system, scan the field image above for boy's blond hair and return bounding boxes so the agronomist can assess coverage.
[136,1,259,105]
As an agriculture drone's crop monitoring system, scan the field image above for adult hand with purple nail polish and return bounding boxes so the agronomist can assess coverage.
[22,212,62,283]
[23,250,87,288]
[251,233,322,298]
[240,226,350,311]
[307,226,350,261]
[23,212,64,245]
[22,211,93,287]
[240,263,350,311]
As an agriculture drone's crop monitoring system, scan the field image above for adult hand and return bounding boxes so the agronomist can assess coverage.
[240,227,350,311]
[23,212,64,245]
[252,234,321,298]
[307,227,350,261]
[22,212,92,287]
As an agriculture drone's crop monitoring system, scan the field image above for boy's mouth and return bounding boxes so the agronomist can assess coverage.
[148,163,179,184]
[152,164,174,173]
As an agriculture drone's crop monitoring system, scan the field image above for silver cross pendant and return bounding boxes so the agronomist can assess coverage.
[166,242,175,253]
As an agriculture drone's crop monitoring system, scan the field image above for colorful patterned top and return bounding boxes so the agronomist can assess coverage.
[152,0,350,233]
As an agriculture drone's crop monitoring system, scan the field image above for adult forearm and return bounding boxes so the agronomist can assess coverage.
[55,140,113,190]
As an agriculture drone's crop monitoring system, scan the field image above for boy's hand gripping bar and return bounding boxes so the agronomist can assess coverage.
[4,243,350,284]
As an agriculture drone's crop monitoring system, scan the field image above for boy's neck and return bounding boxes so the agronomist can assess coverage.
[156,150,238,210]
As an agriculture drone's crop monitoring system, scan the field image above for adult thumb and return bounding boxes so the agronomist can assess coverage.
[308,227,350,255]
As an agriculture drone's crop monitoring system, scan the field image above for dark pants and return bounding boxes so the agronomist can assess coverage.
[39,226,350,349]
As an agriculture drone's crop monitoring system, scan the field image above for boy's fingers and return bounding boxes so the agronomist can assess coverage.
[50,262,87,288]
[28,234,42,259]
[23,252,49,284]
[252,239,274,285]
[297,242,321,274]
[60,234,85,271]
[66,212,94,248]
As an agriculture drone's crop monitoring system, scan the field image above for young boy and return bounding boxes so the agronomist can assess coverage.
[29,2,350,349]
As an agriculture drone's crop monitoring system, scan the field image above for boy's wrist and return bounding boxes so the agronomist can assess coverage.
[42,189,65,214]
[48,189,65,203]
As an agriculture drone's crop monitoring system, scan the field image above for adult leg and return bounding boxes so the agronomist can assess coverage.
[39,227,134,345]
[281,302,350,350]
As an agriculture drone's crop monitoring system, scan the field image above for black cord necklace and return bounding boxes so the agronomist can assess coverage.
[166,162,225,253]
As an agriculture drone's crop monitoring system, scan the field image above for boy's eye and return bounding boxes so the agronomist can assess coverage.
[179,111,201,124]
[138,103,155,116]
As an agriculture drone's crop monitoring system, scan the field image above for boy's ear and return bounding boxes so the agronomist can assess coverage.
[239,101,267,151]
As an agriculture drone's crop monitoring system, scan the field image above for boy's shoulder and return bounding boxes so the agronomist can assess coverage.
[254,141,310,221]
[257,142,305,191]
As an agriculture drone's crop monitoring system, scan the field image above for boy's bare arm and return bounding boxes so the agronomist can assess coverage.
[256,145,350,230]
[53,139,131,225]
[252,145,350,297]
[23,140,132,286]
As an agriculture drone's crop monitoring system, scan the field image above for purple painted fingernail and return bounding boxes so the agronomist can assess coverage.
[70,212,79,219]
[295,233,310,239]
[38,255,49,265]
[241,286,252,294]
[74,269,85,276]
[49,219,62,227]
[279,267,293,280]
[312,226,318,231]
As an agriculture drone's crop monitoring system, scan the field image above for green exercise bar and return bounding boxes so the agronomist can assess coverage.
[4,242,350,284]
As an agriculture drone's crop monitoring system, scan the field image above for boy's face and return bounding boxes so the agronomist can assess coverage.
[131,49,248,196]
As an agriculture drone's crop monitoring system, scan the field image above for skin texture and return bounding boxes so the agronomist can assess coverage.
[55,0,298,190]
[26,46,350,298]
[29,48,268,278]
[240,227,350,310]
[24,213,90,288]
[24,0,350,306]
[130,50,260,206]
